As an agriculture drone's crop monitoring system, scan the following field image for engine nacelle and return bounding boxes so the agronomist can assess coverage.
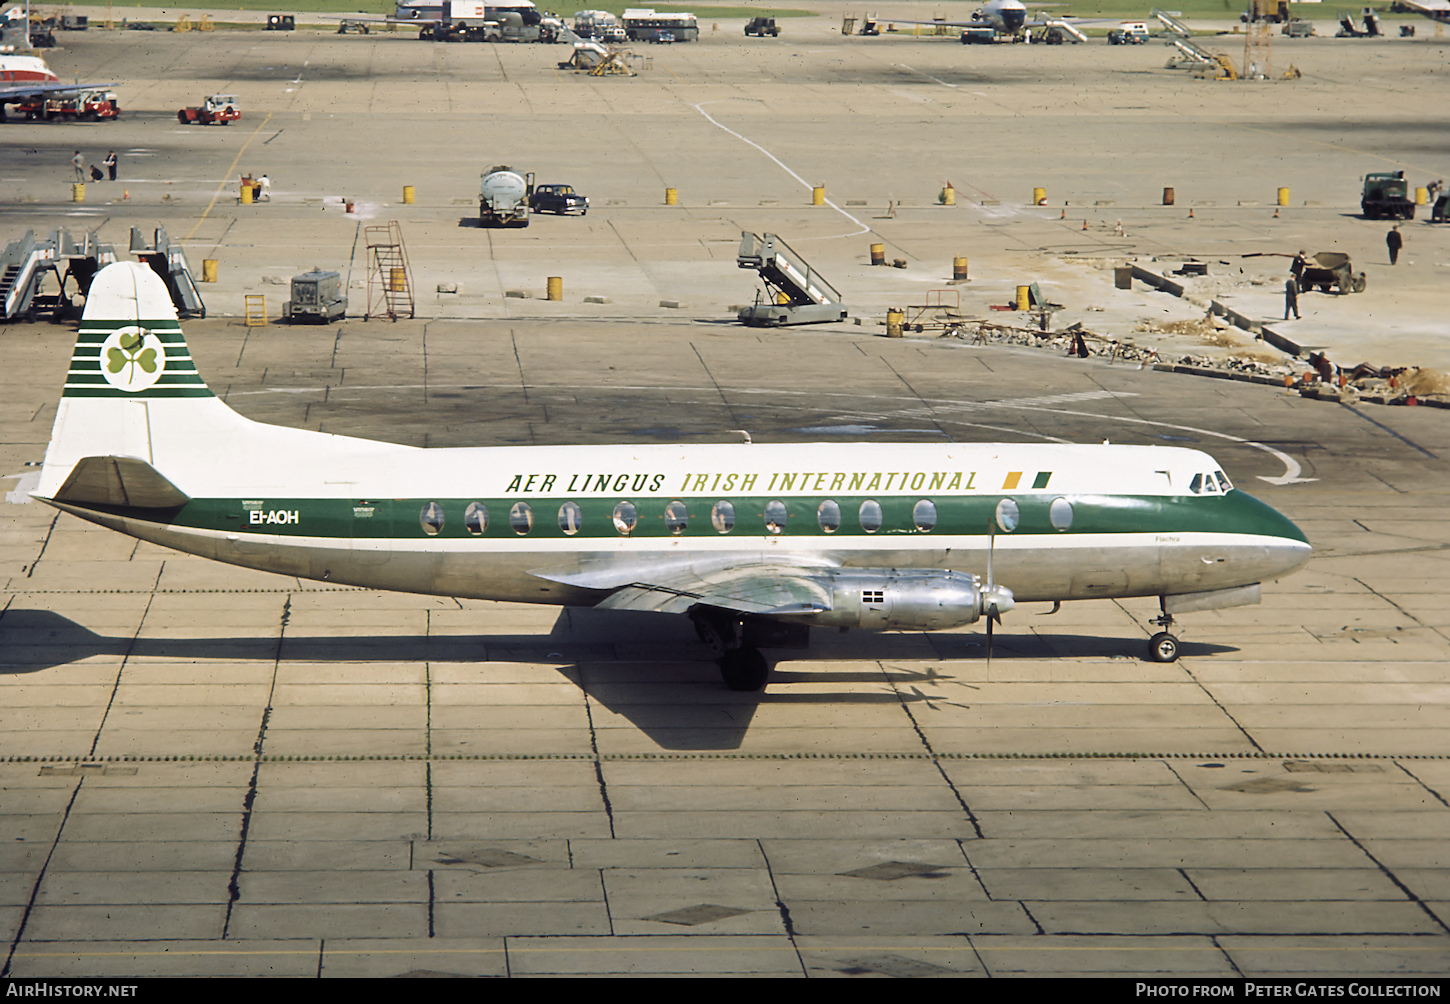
[800,569,1011,631]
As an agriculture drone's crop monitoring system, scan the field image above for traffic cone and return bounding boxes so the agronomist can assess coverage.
[1187,208,1194,219]
[1273,207,1280,218]
[122,189,130,200]
[1060,208,1066,219]
[1081,219,1088,231]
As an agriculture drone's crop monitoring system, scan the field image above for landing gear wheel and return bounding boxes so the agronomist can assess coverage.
[719,647,769,692]
[1149,632,1179,663]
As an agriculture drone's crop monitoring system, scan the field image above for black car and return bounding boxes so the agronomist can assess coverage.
[530,184,588,215]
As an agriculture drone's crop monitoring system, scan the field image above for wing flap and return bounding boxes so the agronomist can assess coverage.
[533,557,835,616]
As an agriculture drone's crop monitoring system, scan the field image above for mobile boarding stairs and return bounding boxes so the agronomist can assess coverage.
[736,231,848,326]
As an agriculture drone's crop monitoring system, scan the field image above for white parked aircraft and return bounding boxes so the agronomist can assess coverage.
[33,264,1313,690]
[1391,0,1450,23]
[885,0,1097,42]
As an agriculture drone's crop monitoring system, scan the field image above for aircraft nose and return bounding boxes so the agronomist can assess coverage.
[1003,10,1026,29]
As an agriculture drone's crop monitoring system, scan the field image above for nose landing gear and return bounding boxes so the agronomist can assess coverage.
[1148,599,1180,663]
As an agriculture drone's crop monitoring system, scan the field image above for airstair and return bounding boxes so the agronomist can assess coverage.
[1166,35,1218,68]
[736,232,848,327]
[1042,19,1087,42]
[0,228,118,322]
[129,226,206,319]
[1151,7,1194,36]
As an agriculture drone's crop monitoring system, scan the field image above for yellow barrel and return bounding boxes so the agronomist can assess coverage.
[870,243,885,266]
[1032,187,1046,205]
[941,186,956,206]
[665,187,678,206]
[389,268,406,292]
[402,185,415,205]
[202,259,218,283]
[952,257,968,281]
[885,308,904,338]
[1162,187,1175,206]
[1015,285,1031,311]
[1277,187,1290,206]
[1416,187,1428,206]
[546,276,563,301]
[812,185,825,206]
[240,182,252,205]
[72,183,85,203]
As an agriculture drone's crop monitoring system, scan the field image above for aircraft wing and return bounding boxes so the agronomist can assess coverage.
[531,558,835,616]
[1392,0,1450,20]
[0,80,118,102]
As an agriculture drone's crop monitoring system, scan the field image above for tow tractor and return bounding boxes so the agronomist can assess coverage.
[178,94,241,126]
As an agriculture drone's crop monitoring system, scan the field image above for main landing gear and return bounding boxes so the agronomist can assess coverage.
[1149,599,1180,663]
[691,608,771,692]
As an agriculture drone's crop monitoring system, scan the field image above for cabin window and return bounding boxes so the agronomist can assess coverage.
[913,499,937,532]
[612,501,637,536]
[859,499,883,533]
[509,502,533,535]
[558,501,582,535]
[419,501,445,536]
[995,498,1020,533]
[711,500,735,533]
[664,500,689,534]
[817,500,841,533]
[764,499,788,534]
[464,502,488,536]
[1049,497,1074,531]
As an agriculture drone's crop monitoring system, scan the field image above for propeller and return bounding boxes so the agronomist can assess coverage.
[983,521,1016,670]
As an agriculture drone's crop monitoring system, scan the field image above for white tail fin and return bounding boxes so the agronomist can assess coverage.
[36,262,245,502]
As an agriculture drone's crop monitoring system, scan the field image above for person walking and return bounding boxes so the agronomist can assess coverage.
[1284,278,1300,320]
[104,151,118,182]
[1387,225,1403,265]
[70,150,85,182]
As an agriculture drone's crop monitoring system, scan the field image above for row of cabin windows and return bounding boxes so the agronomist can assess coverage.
[416,496,1080,537]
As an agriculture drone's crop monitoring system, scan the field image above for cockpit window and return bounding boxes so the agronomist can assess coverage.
[1215,470,1233,492]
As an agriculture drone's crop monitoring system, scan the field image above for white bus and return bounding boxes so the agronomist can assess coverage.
[622,8,699,41]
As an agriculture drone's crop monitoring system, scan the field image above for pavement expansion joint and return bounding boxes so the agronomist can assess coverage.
[10,751,1449,765]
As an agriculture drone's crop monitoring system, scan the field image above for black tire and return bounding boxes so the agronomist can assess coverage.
[719,648,769,691]
[1148,632,1179,663]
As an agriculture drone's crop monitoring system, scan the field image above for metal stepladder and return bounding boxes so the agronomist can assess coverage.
[363,221,415,321]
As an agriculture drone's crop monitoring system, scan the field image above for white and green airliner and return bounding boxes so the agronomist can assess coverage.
[34,263,1313,690]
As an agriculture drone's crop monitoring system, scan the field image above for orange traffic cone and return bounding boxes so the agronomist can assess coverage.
[1081,219,1088,231]
[1187,208,1195,219]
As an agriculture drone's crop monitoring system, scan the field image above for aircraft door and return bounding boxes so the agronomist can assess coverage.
[350,498,393,566]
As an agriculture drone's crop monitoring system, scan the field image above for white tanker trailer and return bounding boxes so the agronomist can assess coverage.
[479,166,534,227]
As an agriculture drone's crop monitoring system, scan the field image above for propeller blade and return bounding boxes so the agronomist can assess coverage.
[986,611,993,671]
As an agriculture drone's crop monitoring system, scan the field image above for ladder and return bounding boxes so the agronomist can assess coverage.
[364,221,415,321]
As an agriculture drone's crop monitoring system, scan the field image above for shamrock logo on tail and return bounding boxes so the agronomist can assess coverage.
[99,327,165,392]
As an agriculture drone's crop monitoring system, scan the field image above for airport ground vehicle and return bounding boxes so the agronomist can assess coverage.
[1431,194,1450,223]
[1296,252,1367,295]
[17,89,119,121]
[530,184,588,215]
[480,166,533,227]
[1108,22,1150,43]
[282,269,347,323]
[177,95,240,126]
[745,17,779,36]
[1361,171,1416,220]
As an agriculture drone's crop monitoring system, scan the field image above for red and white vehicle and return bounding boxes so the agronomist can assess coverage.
[178,94,241,126]
[16,89,120,121]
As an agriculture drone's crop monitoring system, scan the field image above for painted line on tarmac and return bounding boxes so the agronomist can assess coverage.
[691,100,871,239]
[183,111,274,243]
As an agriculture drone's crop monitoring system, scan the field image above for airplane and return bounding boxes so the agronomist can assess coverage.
[31,263,1313,691]
[1390,0,1450,24]
[881,0,1099,43]
[0,52,118,122]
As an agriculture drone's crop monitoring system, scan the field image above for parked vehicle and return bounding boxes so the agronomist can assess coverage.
[530,184,588,215]
[178,95,240,126]
[1361,171,1415,220]
[480,166,534,227]
[745,17,779,36]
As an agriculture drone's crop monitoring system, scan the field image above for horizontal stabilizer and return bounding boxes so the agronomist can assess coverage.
[51,456,190,509]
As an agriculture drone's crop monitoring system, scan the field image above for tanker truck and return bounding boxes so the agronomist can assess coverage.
[480,166,534,227]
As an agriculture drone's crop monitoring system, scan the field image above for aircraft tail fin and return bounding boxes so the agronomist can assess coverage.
[36,261,245,503]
